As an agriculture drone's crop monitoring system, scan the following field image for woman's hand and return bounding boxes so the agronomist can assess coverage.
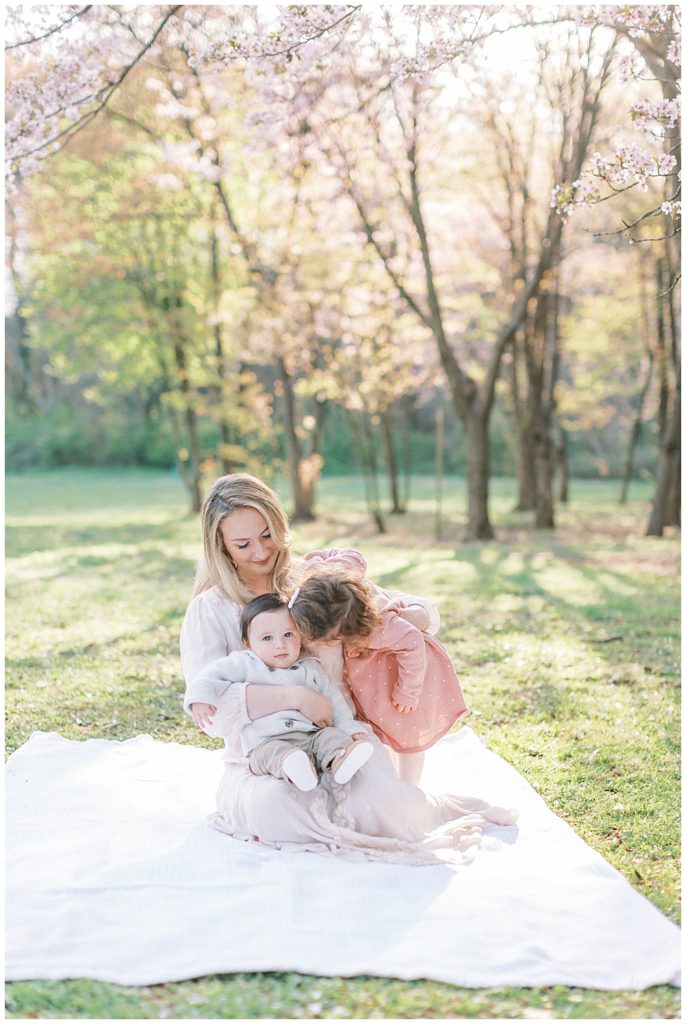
[191,702,217,730]
[296,687,334,728]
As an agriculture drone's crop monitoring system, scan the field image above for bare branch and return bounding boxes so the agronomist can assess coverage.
[5,6,93,50]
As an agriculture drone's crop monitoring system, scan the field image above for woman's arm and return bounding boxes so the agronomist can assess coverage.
[245,684,333,728]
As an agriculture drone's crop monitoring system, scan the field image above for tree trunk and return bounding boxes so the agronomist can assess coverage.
[277,356,315,522]
[465,410,494,540]
[346,409,386,534]
[513,417,537,511]
[172,337,202,514]
[209,216,234,475]
[663,248,681,527]
[401,395,413,510]
[646,365,681,535]
[435,403,445,541]
[534,255,562,529]
[509,330,537,511]
[555,426,570,503]
[534,424,555,528]
[620,353,654,503]
[380,406,405,514]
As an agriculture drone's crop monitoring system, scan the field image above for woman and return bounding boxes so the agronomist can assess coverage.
[181,473,514,864]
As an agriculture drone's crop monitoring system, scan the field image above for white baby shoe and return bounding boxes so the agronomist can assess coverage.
[283,750,318,791]
[330,739,374,784]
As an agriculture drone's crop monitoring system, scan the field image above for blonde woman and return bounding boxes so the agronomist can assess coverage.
[181,473,515,863]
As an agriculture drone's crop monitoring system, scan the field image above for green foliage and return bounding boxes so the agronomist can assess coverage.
[5,469,679,1020]
[6,396,178,469]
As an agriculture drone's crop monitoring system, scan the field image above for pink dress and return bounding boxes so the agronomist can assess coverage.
[344,610,469,754]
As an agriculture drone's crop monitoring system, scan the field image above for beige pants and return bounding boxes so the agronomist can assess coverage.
[249,728,351,781]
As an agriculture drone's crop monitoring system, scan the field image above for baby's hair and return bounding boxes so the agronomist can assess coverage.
[289,567,382,641]
[240,593,291,643]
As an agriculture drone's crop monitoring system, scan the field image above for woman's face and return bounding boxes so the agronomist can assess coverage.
[220,507,278,590]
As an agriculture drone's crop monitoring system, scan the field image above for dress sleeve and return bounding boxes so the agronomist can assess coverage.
[377,588,441,635]
[180,589,242,685]
[183,652,250,713]
[204,683,251,740]
[303,548,368,574]
[367,613,427,708]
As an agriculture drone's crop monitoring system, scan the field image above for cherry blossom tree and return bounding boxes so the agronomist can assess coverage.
[549,5,680,535]
[478,25,616,527]
[244,8,614,538]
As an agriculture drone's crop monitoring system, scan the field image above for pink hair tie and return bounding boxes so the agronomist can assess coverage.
[287,587,300,609]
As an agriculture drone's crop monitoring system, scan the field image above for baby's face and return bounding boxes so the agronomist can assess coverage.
[247,607,301,669]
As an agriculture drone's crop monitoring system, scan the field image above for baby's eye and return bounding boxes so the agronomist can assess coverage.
[284,631,295,638]
[262,634,273,642]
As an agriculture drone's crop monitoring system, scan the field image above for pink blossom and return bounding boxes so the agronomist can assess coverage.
[660,200,681,218]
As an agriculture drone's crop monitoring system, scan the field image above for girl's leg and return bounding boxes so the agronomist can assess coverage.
[396,751,425,786]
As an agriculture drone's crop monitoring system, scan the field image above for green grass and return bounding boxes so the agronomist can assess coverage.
[5,468,681,1020]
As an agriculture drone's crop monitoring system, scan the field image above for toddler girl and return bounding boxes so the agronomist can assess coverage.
[289,567,469,780]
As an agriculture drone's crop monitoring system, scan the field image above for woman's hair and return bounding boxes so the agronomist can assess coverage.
[240,593,291,644]
[289,567,382,642]
[193,473,292,603]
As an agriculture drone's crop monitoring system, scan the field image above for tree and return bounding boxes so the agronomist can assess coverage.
[16,133,272,509]
[264,10,615,537]
[550,6,680,534]
[475,25,614,526]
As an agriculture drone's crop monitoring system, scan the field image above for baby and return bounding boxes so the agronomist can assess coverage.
[185,593,374,791]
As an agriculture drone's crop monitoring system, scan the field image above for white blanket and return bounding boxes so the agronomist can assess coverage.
[6,728,680,989]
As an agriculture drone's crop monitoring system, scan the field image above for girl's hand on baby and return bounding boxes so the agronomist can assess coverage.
[392,699,415,714]
[191,702,217,730]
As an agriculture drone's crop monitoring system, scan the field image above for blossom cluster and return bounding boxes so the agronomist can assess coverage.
[550,179,601,220]
[576,5,676,37]
[630,98,680,133]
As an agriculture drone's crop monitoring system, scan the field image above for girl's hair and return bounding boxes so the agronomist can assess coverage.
[240,593,292,644]
[289,567,382,642]
[193,473,292,604]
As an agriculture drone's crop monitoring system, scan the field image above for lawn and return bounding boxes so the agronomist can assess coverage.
[5,468,681,1020]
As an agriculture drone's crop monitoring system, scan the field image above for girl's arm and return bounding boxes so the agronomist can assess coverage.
[379,589,440,635]
[303,548,368,574]
[394,604,431,631]
[368,613,427,710]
